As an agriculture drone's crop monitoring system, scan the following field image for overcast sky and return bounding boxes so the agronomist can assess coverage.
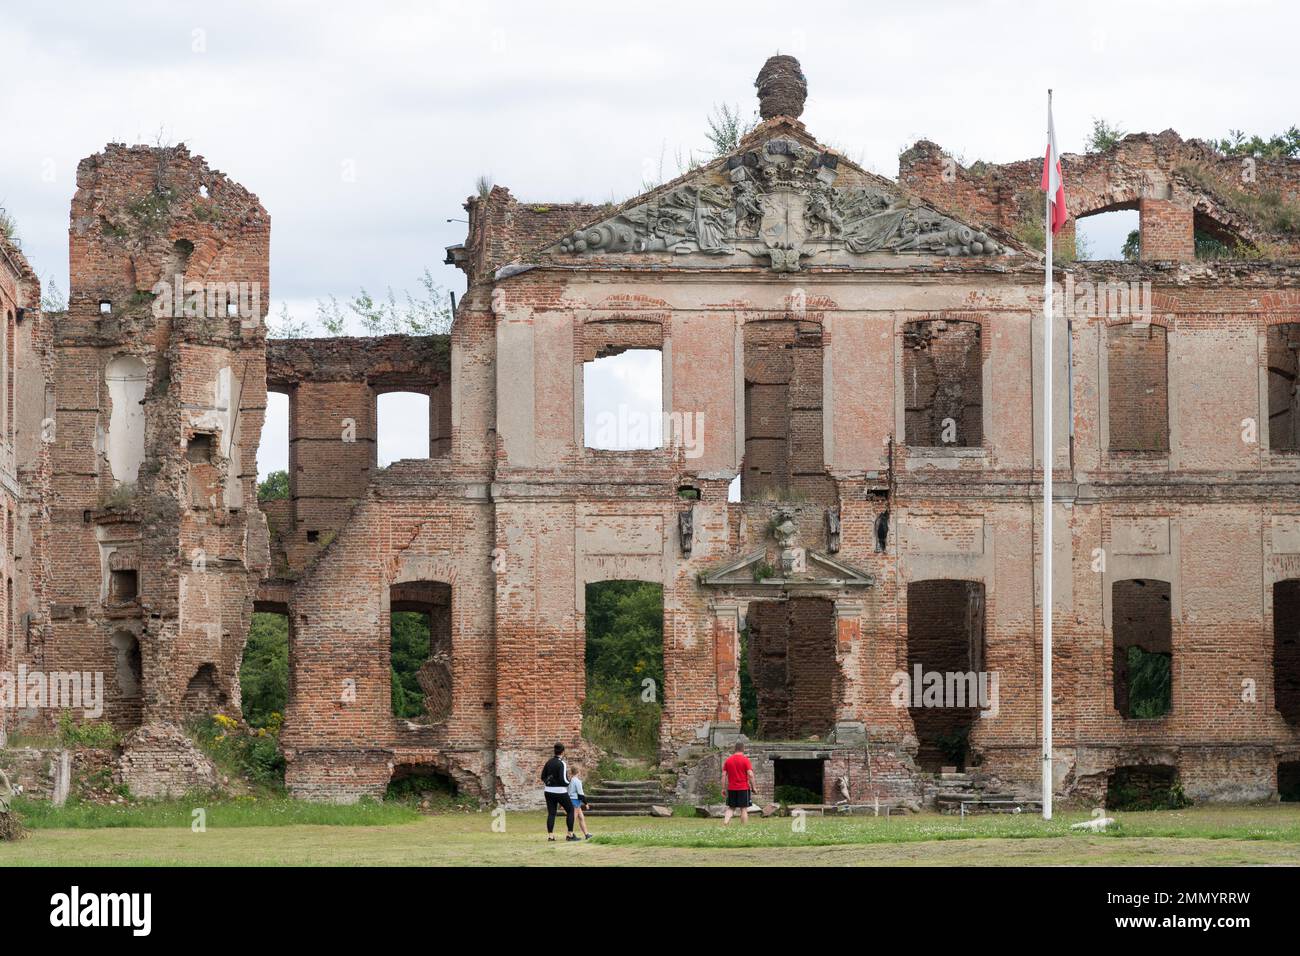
[2,0,1293,476]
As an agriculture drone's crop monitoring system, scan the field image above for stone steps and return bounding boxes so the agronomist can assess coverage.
[582,778,666,816]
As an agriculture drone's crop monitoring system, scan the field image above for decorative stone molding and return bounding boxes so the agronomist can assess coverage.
[553,137,1004,271]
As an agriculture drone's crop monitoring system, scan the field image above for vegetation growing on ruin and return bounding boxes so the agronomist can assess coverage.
[1176,160,1300,236]
[705,102,757,158]
[191,713,285,788]
[385,771,477,812]
[1085,118,1126,153]
[1212,126,1300,159]
[271,268,455,338]
[1012,188,1084,259]
[57,712,123,749]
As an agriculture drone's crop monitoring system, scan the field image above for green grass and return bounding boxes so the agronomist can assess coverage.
[2,807,1299,866]
[591,806,1300,849]
[11,795,420,829]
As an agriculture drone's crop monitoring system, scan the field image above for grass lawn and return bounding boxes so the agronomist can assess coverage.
[2,805,1299,866]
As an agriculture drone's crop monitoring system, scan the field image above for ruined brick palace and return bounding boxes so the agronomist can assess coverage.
[4,56,1300,806]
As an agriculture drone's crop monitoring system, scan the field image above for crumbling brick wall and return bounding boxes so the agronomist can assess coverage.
[899,130,1299,260]
[21,144,270,796]
[263,335,450,578]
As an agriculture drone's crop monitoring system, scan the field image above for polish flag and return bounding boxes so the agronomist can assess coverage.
[1041,105,1068,234]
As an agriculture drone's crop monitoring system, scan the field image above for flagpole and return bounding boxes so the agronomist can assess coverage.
[1042,88,1054,821]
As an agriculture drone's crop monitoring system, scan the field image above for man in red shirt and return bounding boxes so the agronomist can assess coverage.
[721,741,757,824]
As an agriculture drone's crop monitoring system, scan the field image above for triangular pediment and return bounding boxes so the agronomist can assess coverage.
[701,548,874,590]
[538,124,1016,272]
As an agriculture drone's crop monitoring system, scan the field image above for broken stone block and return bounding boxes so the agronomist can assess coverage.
[649,805,672,817]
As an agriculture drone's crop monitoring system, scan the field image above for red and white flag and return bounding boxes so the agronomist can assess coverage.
[1041,103,1067,234]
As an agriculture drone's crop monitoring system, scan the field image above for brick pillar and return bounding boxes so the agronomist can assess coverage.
[1139,197,1194,261]
[833,601,863,720]
[711,603,740,724]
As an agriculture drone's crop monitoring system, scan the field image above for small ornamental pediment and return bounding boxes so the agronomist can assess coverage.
[699,548,874,590]
[548,136,1005,272]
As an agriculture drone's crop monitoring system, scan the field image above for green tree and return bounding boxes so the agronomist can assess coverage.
[1127,646,1172,718]
[1213,127,1300,159]
[1121,229,1141,261]
[390,611,430,718]
[582,581,664,757]
[241,612,289,728]
[258,469,289,502]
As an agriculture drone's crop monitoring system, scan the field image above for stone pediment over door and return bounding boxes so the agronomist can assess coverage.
[699,547,874,600]
[543,133,1010,272]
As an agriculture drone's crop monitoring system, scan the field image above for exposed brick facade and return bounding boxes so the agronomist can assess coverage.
[7,65,1300,810]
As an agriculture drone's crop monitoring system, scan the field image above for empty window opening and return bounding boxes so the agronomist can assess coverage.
[199,184,209,199]
[1105,764,1186,810]
[306,530,320,543]
[109,630,143,731]
[99,300,112,315]
[241,610,289,729]
[583,580,663,758]
[1279,762,1300,802]
[109,569,138,603]
[1075,207,1139,261]
[727,475,741,503]
[773,757,825,805]
[902,319,983,447]
[874,510,890,552]
[110,631,142,699]
[170,238,195,277]
[906,580,986,771]
[744,597,837,741]
[186,432,215,462]
[1193,212,1247,260]
[186,431,223,508]
[1112,579,1173,718]
[386,764,459,806]
[741,321,832,502]
[1267,324,1300,452]
[677,485,700,501]
[1273,580,1300,726]
[376,391,431,466]
[1107,324,1168,452]
[104,354,147,485]
[257,390,290,496]
[583,348,663,450]
[181,662,225,723]
[390,581,452,721]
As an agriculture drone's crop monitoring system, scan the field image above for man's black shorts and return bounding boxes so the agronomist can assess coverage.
[726,788,750,808]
